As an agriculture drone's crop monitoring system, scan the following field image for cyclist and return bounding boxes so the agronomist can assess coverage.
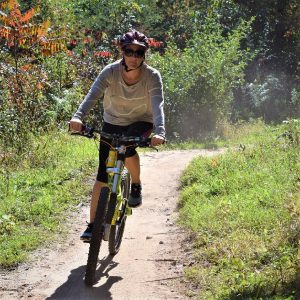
[69,30,166,241]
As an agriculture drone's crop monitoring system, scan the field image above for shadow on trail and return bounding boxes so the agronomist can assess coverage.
[46,255,122,300]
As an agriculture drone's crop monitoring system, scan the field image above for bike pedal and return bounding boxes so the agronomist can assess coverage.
[125,206,132,216]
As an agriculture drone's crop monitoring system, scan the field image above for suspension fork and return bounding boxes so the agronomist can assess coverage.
[105,145,126,224]
[111,145,126,193]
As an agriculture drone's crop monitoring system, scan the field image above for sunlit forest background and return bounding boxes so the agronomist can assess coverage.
[1,0,300,151]
[1,2,300,298]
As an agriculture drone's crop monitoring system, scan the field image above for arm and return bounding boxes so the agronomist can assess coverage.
[149,71,166,145]
[70,66,112,131]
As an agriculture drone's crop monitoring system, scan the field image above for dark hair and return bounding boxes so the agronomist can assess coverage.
[119,30,149,49]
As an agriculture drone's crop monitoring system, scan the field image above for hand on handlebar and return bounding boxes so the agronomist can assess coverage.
[151,135,165,147]
[69,118,83,132]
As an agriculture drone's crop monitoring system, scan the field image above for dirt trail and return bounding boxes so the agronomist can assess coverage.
[0,149,222,300]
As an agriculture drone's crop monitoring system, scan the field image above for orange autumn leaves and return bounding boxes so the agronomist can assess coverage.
[0,0,163,58]
[0,0,65,56]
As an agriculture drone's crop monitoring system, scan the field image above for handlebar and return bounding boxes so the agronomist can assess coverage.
[69,123,154,149]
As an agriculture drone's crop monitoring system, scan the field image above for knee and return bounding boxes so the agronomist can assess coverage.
[126,153,139,164]
[93,180,108,190]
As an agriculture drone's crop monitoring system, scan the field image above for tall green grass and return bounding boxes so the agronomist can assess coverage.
[0,131,98,266]
[179,120,300,299]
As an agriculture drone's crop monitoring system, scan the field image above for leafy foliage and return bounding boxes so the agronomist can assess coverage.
[150,11,253,138]
[180,120,300,298]
[1,0,299,152]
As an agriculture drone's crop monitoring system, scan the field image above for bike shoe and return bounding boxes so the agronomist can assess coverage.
[80,223,93,241]
[128,183,142,208]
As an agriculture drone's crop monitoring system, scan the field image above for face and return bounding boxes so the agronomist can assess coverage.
[123,44,145,70]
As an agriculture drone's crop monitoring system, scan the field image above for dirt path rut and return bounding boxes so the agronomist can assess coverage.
[0,149,221,300]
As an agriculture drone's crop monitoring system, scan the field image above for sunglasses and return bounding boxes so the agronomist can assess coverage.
[123,48,145,58]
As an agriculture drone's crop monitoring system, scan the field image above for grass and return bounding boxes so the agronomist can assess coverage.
[179,119,300,299]
[1,118,299,300]
[0,130,98,267]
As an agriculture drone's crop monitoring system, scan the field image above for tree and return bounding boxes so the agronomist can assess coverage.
[0,0,66,151]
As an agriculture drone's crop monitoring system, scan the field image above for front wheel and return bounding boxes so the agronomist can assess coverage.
[85,187,110,286]
[108,170,131,255]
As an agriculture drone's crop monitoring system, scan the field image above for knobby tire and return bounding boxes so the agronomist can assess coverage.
[108,170,131,255]
[85,187,110,286]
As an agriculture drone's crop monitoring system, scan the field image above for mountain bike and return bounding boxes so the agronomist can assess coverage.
[71,125,154,286]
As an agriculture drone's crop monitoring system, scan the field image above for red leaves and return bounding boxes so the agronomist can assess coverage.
[148,38,163,48]
[20,64,32,71]
[94,51,111,58]
[83,36,93,44]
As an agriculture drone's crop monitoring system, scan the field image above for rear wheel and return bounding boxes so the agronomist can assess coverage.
[108,170,131,255]
[85,187,110,286]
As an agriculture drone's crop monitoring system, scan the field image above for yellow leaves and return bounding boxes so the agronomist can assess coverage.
[0,0,18,10]
[20,24,38,36]
[131,2,141,13]
[16,21,49,38]
[38,20,50,36]
[40,38,66,56]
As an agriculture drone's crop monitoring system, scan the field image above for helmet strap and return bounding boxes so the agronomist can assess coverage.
[121,57,144,72]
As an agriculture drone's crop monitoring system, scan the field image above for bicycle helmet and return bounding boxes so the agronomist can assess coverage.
[119,30,149,50]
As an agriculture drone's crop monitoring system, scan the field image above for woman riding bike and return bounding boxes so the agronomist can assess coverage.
[69,30,166,241]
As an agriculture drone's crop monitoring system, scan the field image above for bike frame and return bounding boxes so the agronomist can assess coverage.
[105,144,132,226]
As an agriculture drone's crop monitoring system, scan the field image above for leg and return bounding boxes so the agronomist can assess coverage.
[122,121,153,183]
[125,153,141,184]
[80,180,108,241]
[126,153,143,208]
[124,121,153,208]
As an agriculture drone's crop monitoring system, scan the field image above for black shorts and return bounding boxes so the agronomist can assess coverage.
[96,121,153,183]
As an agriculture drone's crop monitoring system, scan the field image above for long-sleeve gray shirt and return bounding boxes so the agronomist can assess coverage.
[73,60,165,137]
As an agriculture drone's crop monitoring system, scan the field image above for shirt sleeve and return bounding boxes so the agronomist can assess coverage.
[73,65,112,120]
[149,71,166,137]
